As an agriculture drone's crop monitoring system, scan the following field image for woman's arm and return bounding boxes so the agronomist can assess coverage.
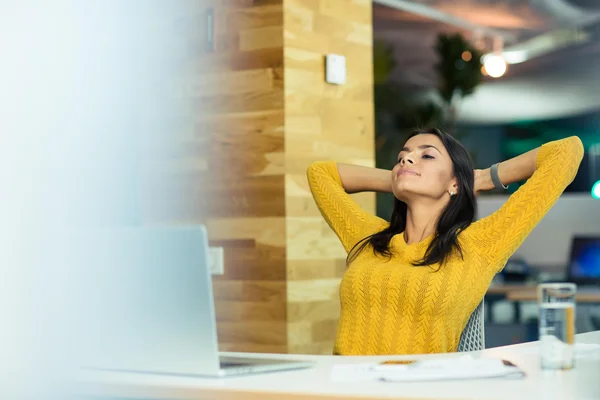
[474,147,539,194]
[307,162,388,253]
[467,136,584,271]
[336,163,393,194]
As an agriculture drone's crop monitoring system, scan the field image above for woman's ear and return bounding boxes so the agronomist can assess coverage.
[448,177,459,195]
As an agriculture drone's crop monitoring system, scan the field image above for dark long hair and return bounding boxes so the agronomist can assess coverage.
[348,128,476,268]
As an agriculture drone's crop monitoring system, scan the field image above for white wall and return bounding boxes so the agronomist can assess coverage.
[477,194,600,269]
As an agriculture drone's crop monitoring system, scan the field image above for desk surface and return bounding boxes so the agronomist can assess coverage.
[508,288,600,302]
[77,331,600,400]
[487,284,600,302]
[486,283,534,295]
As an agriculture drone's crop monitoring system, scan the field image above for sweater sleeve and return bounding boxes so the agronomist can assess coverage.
[307,161,388,253]
[465,136,584,272]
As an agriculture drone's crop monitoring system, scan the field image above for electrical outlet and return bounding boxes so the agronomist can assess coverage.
[208,247,224,275]
[325,54,346,85]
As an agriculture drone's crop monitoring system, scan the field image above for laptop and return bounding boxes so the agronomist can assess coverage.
[566,235,600,289]
[73,225,313,377]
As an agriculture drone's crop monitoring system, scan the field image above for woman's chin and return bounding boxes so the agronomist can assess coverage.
[392,188,413,203]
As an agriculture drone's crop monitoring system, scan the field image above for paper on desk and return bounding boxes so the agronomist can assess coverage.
[330,355,525,383]
[378,356,525,382]
[512,342,600,359]
[574,342,600,358]
[330,363,381,383]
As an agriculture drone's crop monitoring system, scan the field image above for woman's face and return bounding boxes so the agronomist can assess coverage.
[391,134,457,202]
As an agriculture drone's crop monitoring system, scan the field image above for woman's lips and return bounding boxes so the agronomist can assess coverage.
[398,169,420,177]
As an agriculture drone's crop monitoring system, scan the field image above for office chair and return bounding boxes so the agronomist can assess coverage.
[457,300,485,352]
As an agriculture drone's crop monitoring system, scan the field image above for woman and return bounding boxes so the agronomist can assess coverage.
[307,128,583,356]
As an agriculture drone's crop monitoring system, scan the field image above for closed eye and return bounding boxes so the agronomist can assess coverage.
[422,154,435,160]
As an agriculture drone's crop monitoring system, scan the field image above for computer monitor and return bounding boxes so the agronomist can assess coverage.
[567,236,600,286]
[72,225,311,377]
[73,225,221,375]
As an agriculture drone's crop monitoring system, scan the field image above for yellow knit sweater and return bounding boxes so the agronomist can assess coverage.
[307,137,584,355]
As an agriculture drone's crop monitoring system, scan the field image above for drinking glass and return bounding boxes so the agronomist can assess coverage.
[538,283,576,370]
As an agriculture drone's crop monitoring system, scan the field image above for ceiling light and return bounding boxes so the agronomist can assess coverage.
[483,54,507,78]
[502,50,528,64]
[483,36,507,78]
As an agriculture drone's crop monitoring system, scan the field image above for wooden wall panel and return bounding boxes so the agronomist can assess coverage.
[283,0,375,354]
[158,0,374,355]
[178,1,287,354]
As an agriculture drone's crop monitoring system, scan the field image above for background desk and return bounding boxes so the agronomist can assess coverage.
[507,287,600,303]
[485,284,534,323]
[78,331,600,400]
[485,284,600,323]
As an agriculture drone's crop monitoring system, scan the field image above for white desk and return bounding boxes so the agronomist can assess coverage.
[76,331,600,400]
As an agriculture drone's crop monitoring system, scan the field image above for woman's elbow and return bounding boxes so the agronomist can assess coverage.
[567,136,585,163]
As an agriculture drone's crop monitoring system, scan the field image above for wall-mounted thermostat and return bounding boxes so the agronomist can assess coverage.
[325,54,346,85]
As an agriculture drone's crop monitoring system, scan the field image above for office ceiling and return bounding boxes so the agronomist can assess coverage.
[373,0,600,124]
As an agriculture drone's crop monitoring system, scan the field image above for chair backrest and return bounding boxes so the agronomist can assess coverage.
[457,300,485,352]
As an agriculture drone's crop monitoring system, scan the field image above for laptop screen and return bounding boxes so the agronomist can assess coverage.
[568,236,600,283]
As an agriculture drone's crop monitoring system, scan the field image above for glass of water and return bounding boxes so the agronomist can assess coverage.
[538,283,576,370]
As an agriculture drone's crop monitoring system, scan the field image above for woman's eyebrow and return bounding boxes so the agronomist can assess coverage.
[399,144,441,153]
